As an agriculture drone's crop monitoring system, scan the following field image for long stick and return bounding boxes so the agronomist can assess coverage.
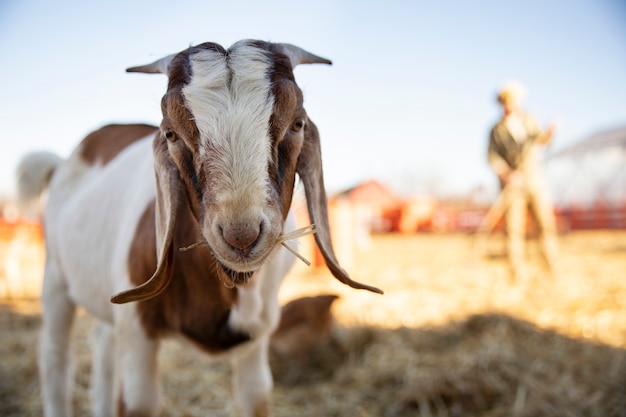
[475,185,511,234]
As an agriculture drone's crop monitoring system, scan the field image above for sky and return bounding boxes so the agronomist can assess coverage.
[1,0,625,201]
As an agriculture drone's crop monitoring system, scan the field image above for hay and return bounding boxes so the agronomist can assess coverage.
[328,314,626,417]
[3,309,625,416]
[2,231,626,416]
[0,304,41,417]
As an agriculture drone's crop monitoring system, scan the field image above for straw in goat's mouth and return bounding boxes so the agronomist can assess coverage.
[278,224,318,266]
[178,224,318,266]
[179,241,205,252]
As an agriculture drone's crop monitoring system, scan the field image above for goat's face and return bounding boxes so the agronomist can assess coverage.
[111,40,382,304]
[167,41,313,280]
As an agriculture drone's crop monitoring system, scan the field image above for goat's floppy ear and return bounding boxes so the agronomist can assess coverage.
[111,135,178,304]
[297,120,383,295]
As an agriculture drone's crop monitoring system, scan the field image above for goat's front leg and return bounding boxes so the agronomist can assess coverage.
[40,260,76,417]
[114,308,161,417]
[231,337,273,417]
[91,321,114,417]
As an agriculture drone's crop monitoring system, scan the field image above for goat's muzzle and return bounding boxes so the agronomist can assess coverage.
[220,222,262,256]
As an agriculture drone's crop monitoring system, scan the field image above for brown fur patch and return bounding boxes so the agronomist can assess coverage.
[116,385,153,417]
[79,124,158,166]
[127,201,250,353]
[116,386,125,417]
[268,63,305,219]
[254,398,270,417]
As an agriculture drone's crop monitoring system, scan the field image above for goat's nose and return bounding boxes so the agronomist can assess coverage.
[222,223,261,252]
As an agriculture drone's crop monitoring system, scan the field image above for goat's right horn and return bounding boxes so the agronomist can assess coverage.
[126,53,175,75]
[276,43,332,68]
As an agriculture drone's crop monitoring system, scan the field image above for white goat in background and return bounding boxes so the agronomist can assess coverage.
[17,39,382,417]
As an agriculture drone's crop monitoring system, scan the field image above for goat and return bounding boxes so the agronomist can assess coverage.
[17,40,382,417]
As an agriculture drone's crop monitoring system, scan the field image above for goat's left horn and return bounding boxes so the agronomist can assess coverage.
[126,54,175,75]
[276,43,332,68]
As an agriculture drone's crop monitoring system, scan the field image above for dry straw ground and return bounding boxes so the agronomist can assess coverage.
[2,230,626,416]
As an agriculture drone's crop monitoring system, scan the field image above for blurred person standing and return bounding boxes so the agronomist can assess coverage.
[487,81,560,281]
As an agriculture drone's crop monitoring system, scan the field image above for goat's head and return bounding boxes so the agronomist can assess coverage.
[111,40,382,304]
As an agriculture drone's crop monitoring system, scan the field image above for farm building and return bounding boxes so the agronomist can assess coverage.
[545,125,626,229]
[330,179,437,234]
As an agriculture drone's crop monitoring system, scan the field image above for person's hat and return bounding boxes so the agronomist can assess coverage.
[497,81,527,105]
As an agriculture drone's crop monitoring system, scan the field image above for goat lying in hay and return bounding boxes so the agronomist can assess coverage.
[17,39,382,417]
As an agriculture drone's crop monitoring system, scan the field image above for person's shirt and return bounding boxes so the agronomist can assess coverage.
[488,111,543,172]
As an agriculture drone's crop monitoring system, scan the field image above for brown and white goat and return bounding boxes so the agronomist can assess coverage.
[17,40,382,417]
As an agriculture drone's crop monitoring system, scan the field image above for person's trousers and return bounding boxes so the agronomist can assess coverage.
[505,184,560,279]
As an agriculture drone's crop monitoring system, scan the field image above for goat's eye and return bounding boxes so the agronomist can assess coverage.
[164,131,177,142]
[292,119,305,132]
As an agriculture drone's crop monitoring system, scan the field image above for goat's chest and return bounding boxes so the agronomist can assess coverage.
[226,245,294,341]
[227,281,281,342]
[179,248,291,354]
[138,272,282,354]
[137,235,292,354]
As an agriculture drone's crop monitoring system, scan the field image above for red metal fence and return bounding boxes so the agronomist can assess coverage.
[555,202,626,231]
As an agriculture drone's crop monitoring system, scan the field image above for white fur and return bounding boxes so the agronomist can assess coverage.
[37,135,158,416]
[113,303,161,415]
[90,322,114,417]
[15,151,63,217]
[45,137,156,321]
[183,44,273,206]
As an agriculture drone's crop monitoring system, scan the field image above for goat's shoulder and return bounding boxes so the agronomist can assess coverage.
[46,123,156,221]
[78,123,158,167]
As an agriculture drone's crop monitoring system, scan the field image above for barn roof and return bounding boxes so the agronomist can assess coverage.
[545,125,626,207]
[331,179,403,210]
[548,125,626,158]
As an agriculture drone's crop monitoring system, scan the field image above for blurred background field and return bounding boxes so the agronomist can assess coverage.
[2,224,625,416]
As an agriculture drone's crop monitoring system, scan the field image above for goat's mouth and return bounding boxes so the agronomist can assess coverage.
[213,246,270,287]
[217,262,256,288]
[178,240,261,287]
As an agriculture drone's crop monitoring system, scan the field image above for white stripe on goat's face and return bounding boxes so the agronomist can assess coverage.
[180,43,281,276]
